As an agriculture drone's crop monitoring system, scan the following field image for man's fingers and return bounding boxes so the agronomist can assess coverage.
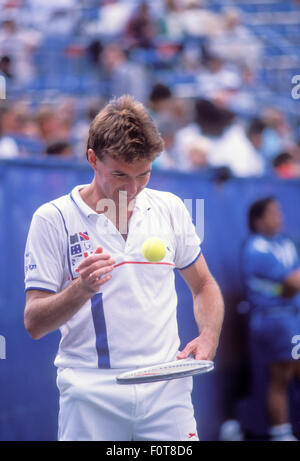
[75,245,115,294]
[177,352,189,359]
[195,352,209,360]
[177,337,210,360]
[95,273,113,286]
[79,258,115,279]
[177,334,215,361]
[76,253,112,272]
[177,345,193,359]
[89,271,113,288]
[89,264,115,281]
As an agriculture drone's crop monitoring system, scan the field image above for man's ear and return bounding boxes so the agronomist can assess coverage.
[87,149,97,170]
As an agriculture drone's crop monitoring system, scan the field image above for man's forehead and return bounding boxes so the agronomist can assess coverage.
[102,155,152,173]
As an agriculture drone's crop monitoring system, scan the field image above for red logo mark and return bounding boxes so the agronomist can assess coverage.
[188,433,197,439]
[79,232,90,241]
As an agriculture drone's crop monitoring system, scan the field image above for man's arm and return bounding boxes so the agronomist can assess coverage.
[282,268,300,298]
[24,247,115,340]
[177,254,224,361]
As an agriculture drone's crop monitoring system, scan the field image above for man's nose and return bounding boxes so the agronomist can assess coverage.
[125,179,138,197]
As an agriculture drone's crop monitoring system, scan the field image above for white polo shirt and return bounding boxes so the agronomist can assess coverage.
[24,185,201,370]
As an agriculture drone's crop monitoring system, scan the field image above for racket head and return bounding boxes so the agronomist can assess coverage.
[116,358,214,384]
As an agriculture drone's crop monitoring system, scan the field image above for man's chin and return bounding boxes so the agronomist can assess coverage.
[113,196,136,206]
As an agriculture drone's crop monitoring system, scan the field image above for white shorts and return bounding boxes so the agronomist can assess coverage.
[56,367,199,441]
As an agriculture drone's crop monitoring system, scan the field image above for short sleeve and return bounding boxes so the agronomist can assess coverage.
[170,195,202,270]
[243,238,295,283]
[249,252,289,282]
[24,212,65,293]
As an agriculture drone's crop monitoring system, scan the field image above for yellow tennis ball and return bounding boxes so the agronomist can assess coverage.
[142,238,167,262]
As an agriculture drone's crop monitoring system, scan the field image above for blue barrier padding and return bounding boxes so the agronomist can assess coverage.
[0,158,300,440]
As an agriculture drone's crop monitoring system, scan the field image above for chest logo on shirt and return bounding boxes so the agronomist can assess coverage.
[70,231,93,267]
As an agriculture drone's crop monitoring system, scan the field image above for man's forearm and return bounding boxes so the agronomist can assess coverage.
[25,248,115,340]
[177,277,224,361]
[193,278,224,352]
[25,278,94,340]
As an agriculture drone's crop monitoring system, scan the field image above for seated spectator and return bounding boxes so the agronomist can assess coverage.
[149,84,191,132]
[0,105,19,158]
[207,7,263,71]
[153,115,179,170]
[175,98,265,175]
[45,139,72,158]
[0,18,41,87]
[182,0,223,38]
[247,118,266,152]
[101,43,149,103]
[261,107,295,163]
[86,39,103,68]
[196,51,243,107]
[0,55,12,79]
[158,0,186,40]
[158,0,223,41]
[173,122,202,172]
[241,197,300,441]
[148,83,174,119]
[0,102,33,157]
[210,118,265,177]
[0,99,48,155]
[25,0,79,34]
[83,0,134,38]
[125,2,157,50]
[186,135,212,170]
[35,106,70,143]
[40,4,80,36]
[272,152,300,179]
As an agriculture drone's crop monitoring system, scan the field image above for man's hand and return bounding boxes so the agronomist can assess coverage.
[25,246,116,340]
[177,331,219,361]
[76,246,115,294]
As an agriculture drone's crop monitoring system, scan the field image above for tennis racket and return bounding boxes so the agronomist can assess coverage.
[116,358,214,384]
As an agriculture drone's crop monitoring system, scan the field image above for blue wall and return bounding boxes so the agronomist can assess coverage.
[0,158,300,441]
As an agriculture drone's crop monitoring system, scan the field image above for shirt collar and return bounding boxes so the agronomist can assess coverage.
[70,185,99,218]
[70,185,150,218]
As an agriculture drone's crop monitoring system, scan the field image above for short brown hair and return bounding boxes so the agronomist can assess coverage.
[86,95,164,163]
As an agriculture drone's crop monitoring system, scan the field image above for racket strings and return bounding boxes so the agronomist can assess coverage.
[127,361,212,377]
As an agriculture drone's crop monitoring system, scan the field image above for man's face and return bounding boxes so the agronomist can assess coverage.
[258,201,283,236]
[93,153,152,206]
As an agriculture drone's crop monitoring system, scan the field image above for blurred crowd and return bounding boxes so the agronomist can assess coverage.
[0,0,300,178]
[0,0,300,442]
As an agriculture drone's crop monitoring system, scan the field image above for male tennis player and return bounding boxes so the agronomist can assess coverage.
[24,95,224,441]
[242,197,300,441]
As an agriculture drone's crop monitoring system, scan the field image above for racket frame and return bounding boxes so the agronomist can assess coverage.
[116,359,214,384]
